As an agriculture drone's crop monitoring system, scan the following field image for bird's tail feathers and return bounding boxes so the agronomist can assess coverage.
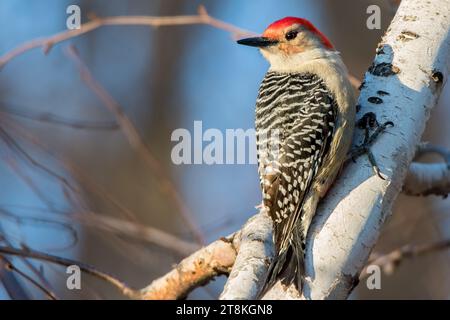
[258,240,304,297]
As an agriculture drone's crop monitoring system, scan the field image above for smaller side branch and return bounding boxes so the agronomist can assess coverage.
[404,163,450,197]
[141,235,237,300]
[361,239,450,277]
[403,143,450,197]
[220,211,275,300]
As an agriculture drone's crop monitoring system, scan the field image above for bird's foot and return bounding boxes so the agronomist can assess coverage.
[348,112,394,180]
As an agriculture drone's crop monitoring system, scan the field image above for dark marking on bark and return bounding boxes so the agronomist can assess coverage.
[368,62,400,77]
[402,15,418,21]
[347,273,360,292]
[375,44,385,55]
[377,90,390,96]
[220,236,233,244]
[358,81,366,91]
[368,97,383,104]
[431,70,444,84]
[397,30,419,41]
[355,104,362,113]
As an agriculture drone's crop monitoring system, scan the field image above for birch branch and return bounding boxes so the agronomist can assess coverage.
[141,235,237,299]
[403,143,450,196]
[404,162,450,197]
[262,0,450,299]
[219,212,274,300]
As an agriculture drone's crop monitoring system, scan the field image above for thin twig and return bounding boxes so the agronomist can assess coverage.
[0,251,30,300]
[348,74,362,90]
[0,245,140,299]
[361,239,450,277]
[0,5,254,69]
[0,126,79,193]
[0,108,119,130]
[0,204,197,256]
[0,207,78,251]
[73,211,199,255]
[0,256,58,300]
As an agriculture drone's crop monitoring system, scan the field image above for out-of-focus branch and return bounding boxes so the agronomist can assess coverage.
[141,235,237,300]
[403,143,450,197]
[64,45,205,245]
[0,255,30,300]
[0,256,57,300]
[404,163,450,197]
[348,74,362,90]
[361,239,450,277]
[0,245,140,299]
[72,211,199,255]
[0,107,119,130]
[0,204,198,256]
[0,5,254,69]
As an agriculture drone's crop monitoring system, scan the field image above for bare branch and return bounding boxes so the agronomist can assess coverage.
[0,256,30,300]
[141,235,237,299]
[415,142,450,166]
[362,239,450,277]
[404,162,450,197]
[0,107,119,130]
[0,245,140,299]
[0,256,57,300]
[220,211,274,300]
[403,143,450,196]
[72,211,199,256]
[348,74,362,90]
[0,5,254,69]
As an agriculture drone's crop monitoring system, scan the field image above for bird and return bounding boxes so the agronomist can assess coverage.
[237,17,356,293]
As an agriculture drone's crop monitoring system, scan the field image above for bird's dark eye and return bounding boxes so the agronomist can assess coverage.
[285,30,298,41]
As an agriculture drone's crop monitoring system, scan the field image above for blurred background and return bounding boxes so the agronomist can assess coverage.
[0,0,448,299]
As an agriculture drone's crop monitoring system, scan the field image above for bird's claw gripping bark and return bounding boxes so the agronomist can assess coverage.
[349,112,394,180]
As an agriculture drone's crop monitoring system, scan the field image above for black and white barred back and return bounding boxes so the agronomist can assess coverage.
[256,71,337,287]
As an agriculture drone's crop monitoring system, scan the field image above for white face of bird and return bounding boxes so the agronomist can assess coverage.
[237,17,335,70]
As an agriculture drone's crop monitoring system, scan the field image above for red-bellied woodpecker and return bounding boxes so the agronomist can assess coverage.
[238,17,356,292]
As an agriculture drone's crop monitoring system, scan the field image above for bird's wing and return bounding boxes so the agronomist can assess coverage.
[256,73,337,253]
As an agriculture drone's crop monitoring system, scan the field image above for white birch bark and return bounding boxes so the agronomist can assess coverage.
[219,212,275,299]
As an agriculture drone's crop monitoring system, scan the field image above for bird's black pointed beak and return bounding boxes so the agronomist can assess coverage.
[237,37,278,48]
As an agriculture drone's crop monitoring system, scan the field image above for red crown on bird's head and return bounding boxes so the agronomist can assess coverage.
[263,17,334,50]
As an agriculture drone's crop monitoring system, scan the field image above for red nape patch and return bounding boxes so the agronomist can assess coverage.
[263,17,334,50]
